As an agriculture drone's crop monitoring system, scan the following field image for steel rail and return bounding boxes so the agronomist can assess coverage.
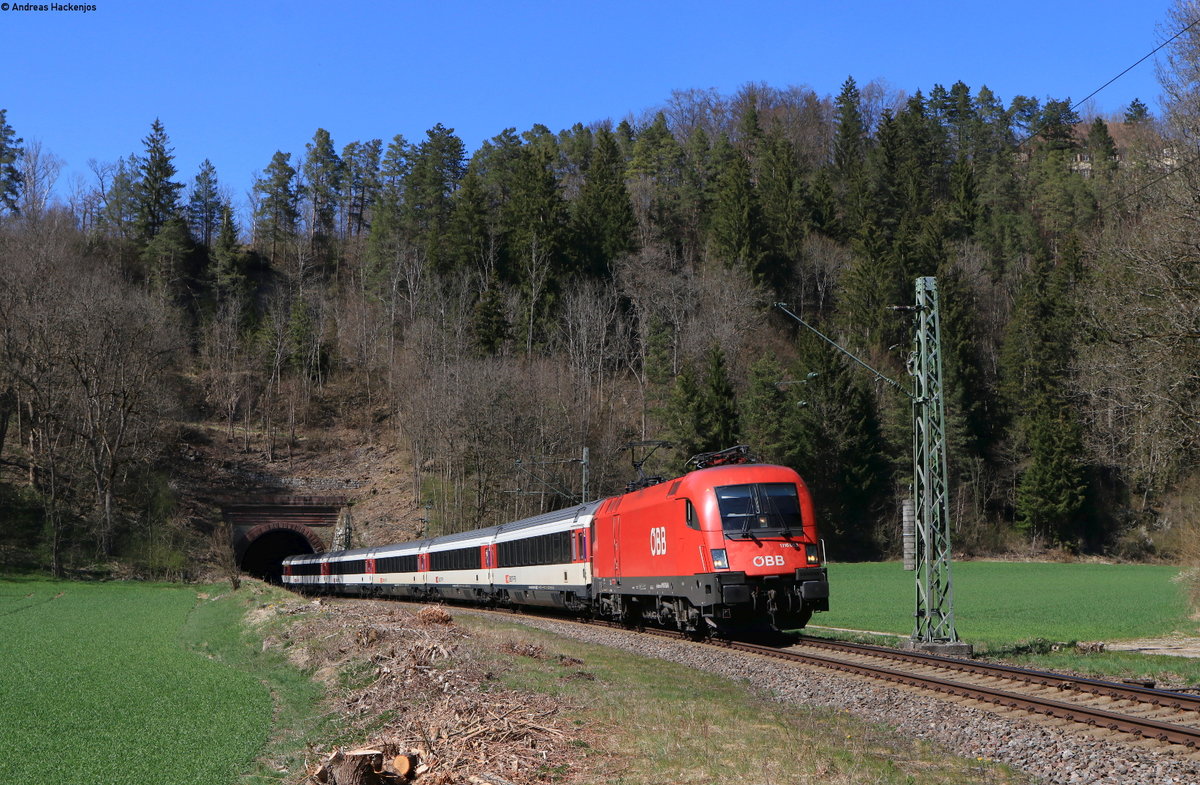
[792,635,1200,712]
[723,638,1200,747]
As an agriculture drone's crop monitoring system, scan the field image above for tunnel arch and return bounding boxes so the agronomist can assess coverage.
[235,522,325,583]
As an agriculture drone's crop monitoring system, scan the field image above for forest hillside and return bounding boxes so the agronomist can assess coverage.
[5,19,1200,576]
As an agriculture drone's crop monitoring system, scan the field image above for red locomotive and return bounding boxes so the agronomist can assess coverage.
[283,448,828,634]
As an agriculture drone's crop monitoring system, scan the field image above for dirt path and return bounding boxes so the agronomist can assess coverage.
[1105,636,1200,658]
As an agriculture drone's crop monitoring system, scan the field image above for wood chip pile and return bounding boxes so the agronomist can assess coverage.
[268,599,583,785]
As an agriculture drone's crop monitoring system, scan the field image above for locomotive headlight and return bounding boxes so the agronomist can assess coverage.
[805,544,820,564]
[711,549,729,569]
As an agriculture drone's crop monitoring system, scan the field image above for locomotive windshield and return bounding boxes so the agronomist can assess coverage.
[715,483,802,538]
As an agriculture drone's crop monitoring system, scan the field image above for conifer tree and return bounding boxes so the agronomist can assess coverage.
[135,119,184,241]
[664,345,740,463]
[1016,407,1087,543]
[708,134,762,274]
[303,128,343,258]
[756,130,809,287]
[210,204,248,307]
[0,109,23,216]
[405,123,466,273]
[187,159,222,248]
[666,363,706,459]
[1124,98,1151,124]
[253,151,300,264]
[700,344,740,451]
[340,138,382,237]
[1001,235,1089,544]
[678,126,713,262]
[1085,118,1118,181]
[364,134,413,294]
[142,216,194,300]
[505,140,568,350]
[830,78,872,234]
[774,332,889,558]
[470,279,510,356]
[740,354,789,461]
[833,77,867,181]
[946,153,980,238]
[100,156,141,240]
[447,167,495,277]
[573,127,635,276]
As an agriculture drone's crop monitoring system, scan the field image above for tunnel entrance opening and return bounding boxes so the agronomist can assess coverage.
[239,529,318,583]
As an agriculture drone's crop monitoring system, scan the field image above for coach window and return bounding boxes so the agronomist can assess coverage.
[684,499,699,530]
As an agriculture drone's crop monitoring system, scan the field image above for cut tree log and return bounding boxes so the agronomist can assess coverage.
[311,748,400,785]
[391,753,415,778]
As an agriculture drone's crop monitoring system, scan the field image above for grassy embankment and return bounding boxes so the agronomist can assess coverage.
[4,562,1194,784]
[460,614,1029,785]
[0,577,326,785]
[818,561,1200,682]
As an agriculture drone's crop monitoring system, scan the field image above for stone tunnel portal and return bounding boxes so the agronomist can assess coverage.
[238,525,322,582]
[223,496,346,583]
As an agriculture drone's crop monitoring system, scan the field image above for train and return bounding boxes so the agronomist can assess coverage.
[282,453,829,635]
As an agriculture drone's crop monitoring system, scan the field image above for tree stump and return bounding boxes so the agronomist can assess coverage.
[313,748,401,785]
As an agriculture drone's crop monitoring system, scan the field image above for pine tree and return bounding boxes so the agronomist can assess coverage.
[253,151,300,264]
[665,345,740,462]
[1124,98,1151,124]
[740,354,789,461]
[187,159,222,248]
[303,128,343,259]
[100,156,140,240]
[1001,235,1090,544]
[1085,118,1118,181]
[756,130,809,287]
[340,138,382,238]
[1035,99,1081,151]
[1016,407,1087,543]
[406,123,467,273]
[665,363,706,459]
[708,134,762,273]
[470,279,510,355]
[833,77,867,182]
[573,126,635,276]
[0,109,23,216]
[142,215,194,299]
[700,344,740,451]
[505,139,568,351]
[210,204,249,307]
[135,119,184,241]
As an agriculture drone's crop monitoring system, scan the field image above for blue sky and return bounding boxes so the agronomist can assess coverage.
[1,0,1180,209]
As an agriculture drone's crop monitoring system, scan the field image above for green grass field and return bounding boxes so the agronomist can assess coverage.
[0,578,274,785]
[817,561,1191,646]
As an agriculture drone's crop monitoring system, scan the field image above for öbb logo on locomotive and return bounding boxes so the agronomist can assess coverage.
[283,460,830,635]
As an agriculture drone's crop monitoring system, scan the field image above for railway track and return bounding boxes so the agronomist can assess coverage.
[730,634,1200,749]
